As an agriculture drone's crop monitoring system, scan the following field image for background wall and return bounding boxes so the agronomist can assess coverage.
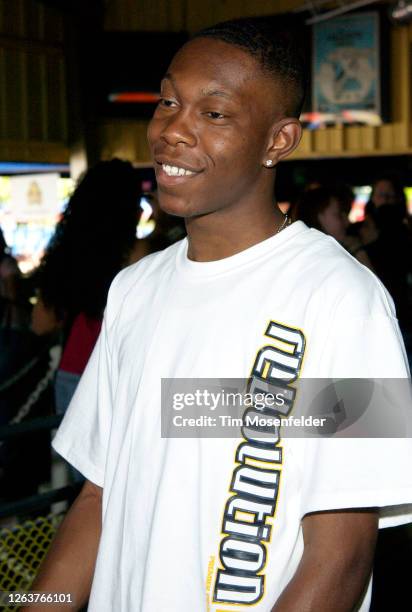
[0,0,68,163]
[1,0,411,165]
[100,0,412,163]
[104,0,303,32]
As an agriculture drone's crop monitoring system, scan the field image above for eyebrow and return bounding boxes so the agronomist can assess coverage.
[201,88,232,99]
[161,73,233,100]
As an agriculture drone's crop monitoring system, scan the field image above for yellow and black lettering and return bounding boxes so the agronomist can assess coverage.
[213,320,306,605]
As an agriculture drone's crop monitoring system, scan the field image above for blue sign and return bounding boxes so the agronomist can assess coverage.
[312,12,381,121]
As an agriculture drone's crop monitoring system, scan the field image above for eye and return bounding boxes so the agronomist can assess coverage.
[205,111,225,120]
[158,98,177,108]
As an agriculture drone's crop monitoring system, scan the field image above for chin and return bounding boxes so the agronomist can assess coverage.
[157,191,205,218]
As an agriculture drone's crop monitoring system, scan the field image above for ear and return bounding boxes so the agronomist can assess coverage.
[265,118,302,166]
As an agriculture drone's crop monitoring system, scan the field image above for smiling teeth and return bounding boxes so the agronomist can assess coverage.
[163,164,195,177]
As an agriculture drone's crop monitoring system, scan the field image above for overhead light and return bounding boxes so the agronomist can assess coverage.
[390,1,412,23]
[305,0,383,24]
[108,92,160,104]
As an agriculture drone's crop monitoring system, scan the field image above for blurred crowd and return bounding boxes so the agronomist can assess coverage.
[0,159,186,501]
[0,160,411,502]
[292,175,411,337]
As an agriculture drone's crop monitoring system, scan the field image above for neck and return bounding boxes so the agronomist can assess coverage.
[185,200,286,262]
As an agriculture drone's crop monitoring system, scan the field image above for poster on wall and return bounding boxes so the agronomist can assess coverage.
[9,173,60,221]
[310,11,385,127]
[2,173,72,273]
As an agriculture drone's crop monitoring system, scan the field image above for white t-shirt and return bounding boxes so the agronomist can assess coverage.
[53,221,412,612]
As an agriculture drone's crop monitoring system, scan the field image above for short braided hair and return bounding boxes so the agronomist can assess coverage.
[193,18,306,118]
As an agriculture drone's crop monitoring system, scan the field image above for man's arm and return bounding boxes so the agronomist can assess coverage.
[22,479,103,612]
[272,509,378,612]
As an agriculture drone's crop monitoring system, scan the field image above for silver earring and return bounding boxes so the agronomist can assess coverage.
[265,159,273,167]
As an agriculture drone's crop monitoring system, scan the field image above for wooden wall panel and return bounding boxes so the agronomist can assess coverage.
[105,0,186,32]
[189,0,302,31]
[0,0,68,163]
[26,52,44,140]
[104,0,305,31]
[45,55,67,141]
[99,120,150,163]
[24,0,44,40]
[362,126,377,153]
[3,47,25,140]
[1,0,407,165]
[101,1,412,163]
[1,0,24,37]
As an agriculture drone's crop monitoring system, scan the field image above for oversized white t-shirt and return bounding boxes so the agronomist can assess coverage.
[53,221,412,612]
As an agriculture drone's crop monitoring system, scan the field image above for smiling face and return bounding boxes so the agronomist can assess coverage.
[147,38,299,219]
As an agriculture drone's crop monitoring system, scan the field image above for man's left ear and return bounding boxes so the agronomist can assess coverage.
[266,118,302,164]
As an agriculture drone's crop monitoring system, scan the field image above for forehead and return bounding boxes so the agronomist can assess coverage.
[165,38,276,102]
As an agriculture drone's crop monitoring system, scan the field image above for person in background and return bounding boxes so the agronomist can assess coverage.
[360,175,412,609]
[128,190,186,264]
[0,225,33,375]
[360,175,411,331]
[0,229,55,502]
[31,159,141,431]
[293,185,373,269]
[0,228,17,296]
[0,227,28,329]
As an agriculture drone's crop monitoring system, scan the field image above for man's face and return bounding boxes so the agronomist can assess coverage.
[147,38,282,218]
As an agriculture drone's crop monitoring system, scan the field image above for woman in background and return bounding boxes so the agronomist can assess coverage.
[32,159,140,424]
[293,185,373,269]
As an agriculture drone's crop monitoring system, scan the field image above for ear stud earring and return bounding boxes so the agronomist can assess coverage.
[265,159,273,167]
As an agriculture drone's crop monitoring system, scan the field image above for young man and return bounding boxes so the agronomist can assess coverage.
[30,19,412,611]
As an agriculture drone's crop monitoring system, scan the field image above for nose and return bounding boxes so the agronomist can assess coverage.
[160,110,197,148]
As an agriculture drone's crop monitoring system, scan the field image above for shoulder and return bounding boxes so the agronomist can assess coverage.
[290,228,406,377]
[104,240,184,326]
[293,226,396,321]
